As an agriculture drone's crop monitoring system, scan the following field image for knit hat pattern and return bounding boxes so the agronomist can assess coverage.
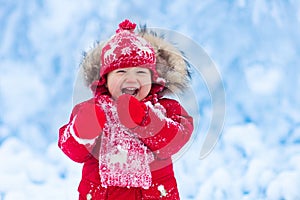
[100,20,158,80]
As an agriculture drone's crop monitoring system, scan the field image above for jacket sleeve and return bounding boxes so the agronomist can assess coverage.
[134,98,194,160]
[58,99,103,163]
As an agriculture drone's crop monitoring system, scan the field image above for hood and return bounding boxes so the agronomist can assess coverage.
[80,27,191,95]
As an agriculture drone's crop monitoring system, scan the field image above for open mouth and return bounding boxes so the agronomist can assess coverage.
[121,87,139,96]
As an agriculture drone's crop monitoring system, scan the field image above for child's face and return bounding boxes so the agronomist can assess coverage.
[106,67,152,101]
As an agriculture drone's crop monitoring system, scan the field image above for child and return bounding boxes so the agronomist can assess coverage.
[58,19,194,200]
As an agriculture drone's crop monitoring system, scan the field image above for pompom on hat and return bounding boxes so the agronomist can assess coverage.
[100,19,160,84]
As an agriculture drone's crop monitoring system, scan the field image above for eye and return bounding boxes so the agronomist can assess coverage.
[116,69,126,74]
[136,69,150,74]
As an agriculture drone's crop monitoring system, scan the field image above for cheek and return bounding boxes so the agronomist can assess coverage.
[107,77,122,98]
[141,75,152,86]
[142,84,152,92]
[145,76,152,88]
[107,83,115,94]
[139,80,152,96]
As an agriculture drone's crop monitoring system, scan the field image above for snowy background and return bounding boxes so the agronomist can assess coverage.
[1,0,300,199]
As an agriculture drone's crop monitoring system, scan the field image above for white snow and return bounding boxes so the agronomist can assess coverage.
[1,1,300,199]
[157,184,167,197]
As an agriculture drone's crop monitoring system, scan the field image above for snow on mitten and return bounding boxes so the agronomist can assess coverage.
[116,94,147,129]
[73,101,106,139]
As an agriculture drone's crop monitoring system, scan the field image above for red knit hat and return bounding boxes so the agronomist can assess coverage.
[100,19,159,82]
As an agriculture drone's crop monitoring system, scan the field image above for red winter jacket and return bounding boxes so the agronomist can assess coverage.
[58,94,193,200]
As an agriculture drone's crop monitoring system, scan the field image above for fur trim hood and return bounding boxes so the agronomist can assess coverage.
[81,27,191,95]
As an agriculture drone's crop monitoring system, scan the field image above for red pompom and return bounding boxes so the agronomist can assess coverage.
[117,19,136,33]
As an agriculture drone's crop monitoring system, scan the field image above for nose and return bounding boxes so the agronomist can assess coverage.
[124,71,138,83]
